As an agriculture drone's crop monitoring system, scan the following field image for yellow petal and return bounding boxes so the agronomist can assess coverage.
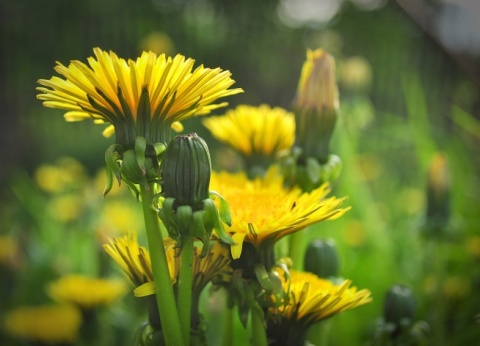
[134,282,156,297]
[231,233,247,259]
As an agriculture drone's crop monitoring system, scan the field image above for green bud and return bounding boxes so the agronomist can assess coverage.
[422,153,452,239]
[384,284,416,327]
[161,133,211,209]
[293,49,339,163]
[304,238,339,278]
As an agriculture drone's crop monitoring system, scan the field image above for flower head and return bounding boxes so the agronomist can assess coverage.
[203,104,295,173]
[210,168,348,260]
[276,270,371,324]
[46,275,127,310]
[103,233,231,297]
[295,49,338,114]
[103,232,155,287]
[293,49,339,164]
[4,305,82,343]
[37,48,243,146]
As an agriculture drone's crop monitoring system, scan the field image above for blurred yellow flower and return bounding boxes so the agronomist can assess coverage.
[340,56,372,91]
[48,194,84,222]
[34,157,87,193]
[210,168,349,259]
[203,104,295,157]
[140,31,175,55]
[273,269,372,324]
[4,305,82,343]
[46,275,127,310]
[100,200,143,234]
[0,235,17,264]
[37,48,243,145]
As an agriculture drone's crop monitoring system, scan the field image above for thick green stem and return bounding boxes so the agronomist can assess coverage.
[432,241,447,346]
[177,235,195,346]
[222,306,234,346]
[140,184,184,346]
[307,319,332,346]
[288,230,307,270]
[251,310,268,346]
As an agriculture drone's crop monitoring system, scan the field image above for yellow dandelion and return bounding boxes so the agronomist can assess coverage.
[276,270,372,324]
[103,232,231,297]
[46,275,127,310]
[4,305,82,343]
[203,104,295,157]
[266,269,371,344]
[210,168,349,259]
[100,200,143,235]
[37,48,243,145]
[103,232,154,287]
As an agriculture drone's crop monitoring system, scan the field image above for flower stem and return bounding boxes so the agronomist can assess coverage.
[251,310,268,346]
[177,235,195,346]
[222,306,234,346]
[288,230,307,270]
[140,184,184,346]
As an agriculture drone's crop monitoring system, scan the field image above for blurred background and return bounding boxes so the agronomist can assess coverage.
[0,0,479,345]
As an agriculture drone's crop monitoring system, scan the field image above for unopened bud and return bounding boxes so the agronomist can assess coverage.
[304,238,339,278]
[293,49,339,163]
[161,133,211,209]
[384,284,416,327]
[426,153,450,221]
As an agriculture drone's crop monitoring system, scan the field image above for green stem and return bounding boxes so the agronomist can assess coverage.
[432,240,447,346]
[177,235,195,346]
[140,184,184,346]
[251,310,268,346]
[307,319,332,346]
[222,306,234,346]
[288,230,307,270]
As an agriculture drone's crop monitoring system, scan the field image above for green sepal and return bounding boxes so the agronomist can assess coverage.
[231,275,249,328]
[191,210,207,239]
[104,144,123,196]
[122,149,148,188]
[158,198,179,241]
[124,178,141,200]
[254,264,274,292]
[176,205,193,236]
[136,88,151,141]
[203,199,234,245]
[135,136,147,175]
[323,154,342,182]
[153,143,167,157]
[306,157,322,184]
[245,283,265,321]
[209,190,232,226]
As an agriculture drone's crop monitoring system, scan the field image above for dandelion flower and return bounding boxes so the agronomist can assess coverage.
[203,104,295,158]
[46,275,127,310]
[4,305,82,343]
[103,232,231,297]
[210,168,348,260]
[266,269,371,344]
[37,48,243,146]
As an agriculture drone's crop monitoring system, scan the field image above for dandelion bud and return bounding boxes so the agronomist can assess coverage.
[293,49,339,163]
[161,133,211,209]
[158,134,233,249]
[384,284,416,327]
[426,153,450,220]
[304,238,339,278]
[422,153,451,239]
